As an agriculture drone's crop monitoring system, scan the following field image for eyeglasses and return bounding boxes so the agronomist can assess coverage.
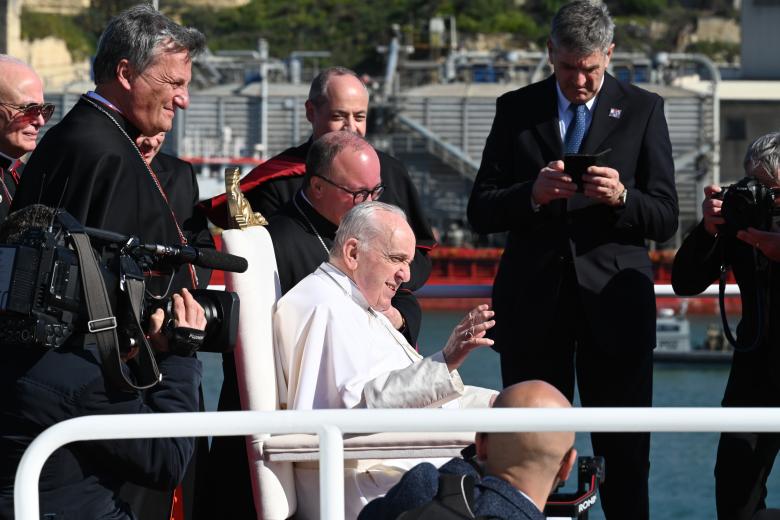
[0,102,55,123]
[313,174,384,203]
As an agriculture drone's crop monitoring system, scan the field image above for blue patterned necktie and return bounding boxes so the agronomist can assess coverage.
[564,103,588,154]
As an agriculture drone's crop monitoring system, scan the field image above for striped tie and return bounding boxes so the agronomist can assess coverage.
[564,103,588,154]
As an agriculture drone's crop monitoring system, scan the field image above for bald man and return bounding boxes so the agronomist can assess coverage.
[359,380,577,520]
[0,55,51,222]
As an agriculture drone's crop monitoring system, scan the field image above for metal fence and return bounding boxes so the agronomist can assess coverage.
[14,407,780,520]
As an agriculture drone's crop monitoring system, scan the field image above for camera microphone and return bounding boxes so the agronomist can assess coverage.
[142,243,248,273]
[82,227,248,273]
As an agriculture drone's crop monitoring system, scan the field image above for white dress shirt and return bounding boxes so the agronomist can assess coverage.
[555,80,600,143]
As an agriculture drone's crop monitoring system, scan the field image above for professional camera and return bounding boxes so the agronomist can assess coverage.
[714,176,780,236]
[0,206,245,360]
[708,177,780,352]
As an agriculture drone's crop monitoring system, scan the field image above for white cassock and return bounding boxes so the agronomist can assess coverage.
[273,262,494,519]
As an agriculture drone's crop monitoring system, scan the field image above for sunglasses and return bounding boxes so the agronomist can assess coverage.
[313,174,384,204]
[0,102,55,123]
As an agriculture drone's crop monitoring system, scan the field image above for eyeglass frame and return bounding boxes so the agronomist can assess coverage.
[312,173,384,204]
[0,102,55,123]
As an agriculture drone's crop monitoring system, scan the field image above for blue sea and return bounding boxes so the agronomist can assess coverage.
[199,311,780,519]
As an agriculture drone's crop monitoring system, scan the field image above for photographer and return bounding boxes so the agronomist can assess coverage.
[0,210,207,519]
[672,132,780,520]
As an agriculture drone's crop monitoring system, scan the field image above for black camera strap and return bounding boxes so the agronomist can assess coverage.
[70,231,162,392]
[718,243,769,352]
[120,261,164,389]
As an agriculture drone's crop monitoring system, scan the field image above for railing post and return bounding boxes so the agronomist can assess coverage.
[319,424,345,519]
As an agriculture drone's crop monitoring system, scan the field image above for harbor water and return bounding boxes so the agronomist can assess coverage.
[199,311,780,519]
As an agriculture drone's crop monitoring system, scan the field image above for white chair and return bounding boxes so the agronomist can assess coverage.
[219,170,473,519]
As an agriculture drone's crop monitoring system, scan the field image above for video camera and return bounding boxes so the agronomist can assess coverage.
[545,456,605,519]
[0,206,246,387]
[713,176,780,236]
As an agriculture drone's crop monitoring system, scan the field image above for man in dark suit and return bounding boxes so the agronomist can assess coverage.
[358,381,576,520]
[0,55,52,223]
[467,2,678,518]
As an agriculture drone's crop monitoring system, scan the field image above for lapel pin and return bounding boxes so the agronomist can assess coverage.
[609,108,622,119]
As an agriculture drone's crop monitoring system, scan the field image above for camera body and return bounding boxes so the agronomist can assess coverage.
[0,226,85,348]
[0,210,238,354]
[714,176,780,236]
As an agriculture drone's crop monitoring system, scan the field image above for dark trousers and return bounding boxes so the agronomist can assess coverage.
[499,268,653,520]
[201,352,258,519]
[715,348,780,520]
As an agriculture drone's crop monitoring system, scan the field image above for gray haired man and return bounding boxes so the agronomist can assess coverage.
[467,1,678,518]
[12,5,212,519]
[674,132,780,520]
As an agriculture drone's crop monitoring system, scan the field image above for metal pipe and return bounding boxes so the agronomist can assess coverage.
[15,407,780,520]
[664,53,721,185]
[319,424,345,518]
[409,283,738,299]
[203,284,742,298]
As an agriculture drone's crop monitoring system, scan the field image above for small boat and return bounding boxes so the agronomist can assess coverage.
[654,305,732,364]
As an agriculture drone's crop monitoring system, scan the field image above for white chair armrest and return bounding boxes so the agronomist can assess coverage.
[263,432,474,462]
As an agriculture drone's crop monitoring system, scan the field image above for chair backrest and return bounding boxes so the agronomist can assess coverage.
[222,226,297,520]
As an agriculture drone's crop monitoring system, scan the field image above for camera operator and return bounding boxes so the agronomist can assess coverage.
[9,6,213,518]
[0,209,207,519]
[672,132,780,520]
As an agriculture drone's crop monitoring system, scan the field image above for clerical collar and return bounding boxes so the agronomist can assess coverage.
[296,190,338,237]
[82,92,141,140]
[85,91,123,114]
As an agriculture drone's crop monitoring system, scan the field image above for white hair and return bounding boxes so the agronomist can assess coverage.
[330,202,407,260]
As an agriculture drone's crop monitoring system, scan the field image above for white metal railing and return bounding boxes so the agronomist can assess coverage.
[413,283,739,299]
[15,408,780,520]
[205,284,742,298]
[14,283,743,519]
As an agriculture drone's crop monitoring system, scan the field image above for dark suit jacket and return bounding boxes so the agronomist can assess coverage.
[358,458,545,520]
[0,344,201,519]
[0,156,19,224]
[468,74,678,353]
[150,152,215,288]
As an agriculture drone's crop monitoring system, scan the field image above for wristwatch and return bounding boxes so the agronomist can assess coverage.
[617,188,628,206]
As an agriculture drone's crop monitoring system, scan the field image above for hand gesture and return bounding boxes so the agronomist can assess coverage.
[382,305,404,330]
[702,185,724,236]
[442,304,495,371]
[532,161,577,206]
[583,166,625,206]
